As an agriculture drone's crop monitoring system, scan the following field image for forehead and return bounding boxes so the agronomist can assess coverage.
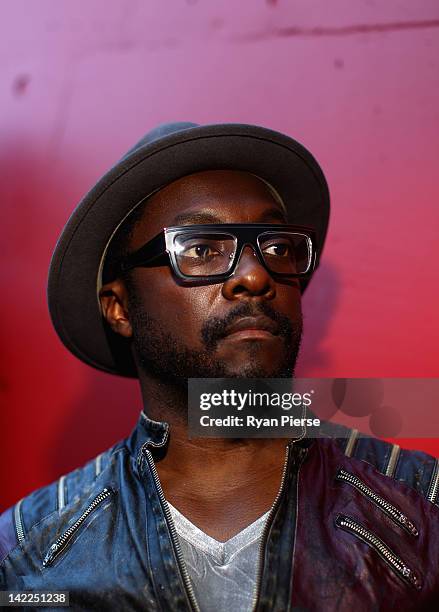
[129,169,286,250]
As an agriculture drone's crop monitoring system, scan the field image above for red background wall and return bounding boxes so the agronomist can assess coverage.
[1,1,439,512]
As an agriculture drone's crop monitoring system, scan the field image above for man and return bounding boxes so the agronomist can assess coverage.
[1,122,439,611]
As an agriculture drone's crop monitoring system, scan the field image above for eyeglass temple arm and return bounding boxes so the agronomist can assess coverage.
[120,232,167,273]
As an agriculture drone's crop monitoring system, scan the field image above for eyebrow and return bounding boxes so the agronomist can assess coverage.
[171,207,287,226]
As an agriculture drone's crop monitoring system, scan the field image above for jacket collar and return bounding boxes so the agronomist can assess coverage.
[127,411,170,464]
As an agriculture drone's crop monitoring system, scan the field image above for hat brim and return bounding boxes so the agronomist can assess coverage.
[48,124,330,377]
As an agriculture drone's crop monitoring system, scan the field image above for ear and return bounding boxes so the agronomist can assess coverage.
[99,279,133,338]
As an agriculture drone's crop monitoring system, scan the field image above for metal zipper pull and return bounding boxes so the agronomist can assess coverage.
[335,514,422,590]
[336,468,418,537]
[42,488,114,567]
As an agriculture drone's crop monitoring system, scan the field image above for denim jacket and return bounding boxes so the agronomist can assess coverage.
[1,412,439,611]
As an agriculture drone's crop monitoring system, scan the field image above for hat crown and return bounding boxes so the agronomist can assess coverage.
[122,121,199,159]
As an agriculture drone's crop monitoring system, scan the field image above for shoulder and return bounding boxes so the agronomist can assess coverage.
[0,439,127,566]
[328,426,439,506]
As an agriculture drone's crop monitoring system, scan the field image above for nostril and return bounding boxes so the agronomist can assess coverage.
[231,282,248,296]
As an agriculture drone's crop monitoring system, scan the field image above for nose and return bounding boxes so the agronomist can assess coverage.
[221,245,276,301]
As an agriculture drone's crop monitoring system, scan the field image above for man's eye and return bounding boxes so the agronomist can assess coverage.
[183,244,220,259]
[263,242,291,257]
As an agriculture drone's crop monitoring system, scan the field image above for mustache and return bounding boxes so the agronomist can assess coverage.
[201,301,299,351]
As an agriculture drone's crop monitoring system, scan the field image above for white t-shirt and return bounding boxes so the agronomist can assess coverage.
[168,502,269,612]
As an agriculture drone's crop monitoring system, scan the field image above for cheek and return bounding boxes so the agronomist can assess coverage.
[276,283,303,319]
[131,268,214,346]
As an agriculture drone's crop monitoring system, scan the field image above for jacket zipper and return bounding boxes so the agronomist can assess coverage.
[427,459,439,504]
[144,449,200,612]
[42,488,114,567]
[335,514,422,590]
[14,499,25,545]
[250,442,292,611]
[336,468,418,537]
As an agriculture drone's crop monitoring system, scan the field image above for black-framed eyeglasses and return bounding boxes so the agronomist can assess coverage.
[119,224,317,284]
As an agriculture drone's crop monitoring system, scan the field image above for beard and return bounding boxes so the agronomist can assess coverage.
[127,289,303,386]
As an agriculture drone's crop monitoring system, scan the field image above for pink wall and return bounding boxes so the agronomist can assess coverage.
[1,1,439,511]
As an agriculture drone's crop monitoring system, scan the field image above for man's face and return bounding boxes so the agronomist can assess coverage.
[120,170,303,382]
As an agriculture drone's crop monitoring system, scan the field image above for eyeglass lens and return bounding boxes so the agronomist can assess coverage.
[173,231,311,277]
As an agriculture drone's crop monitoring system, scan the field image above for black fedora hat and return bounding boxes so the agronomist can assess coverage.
[48,122,330,377]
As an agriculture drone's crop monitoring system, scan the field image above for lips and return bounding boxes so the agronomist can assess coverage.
[224,315,279,337]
